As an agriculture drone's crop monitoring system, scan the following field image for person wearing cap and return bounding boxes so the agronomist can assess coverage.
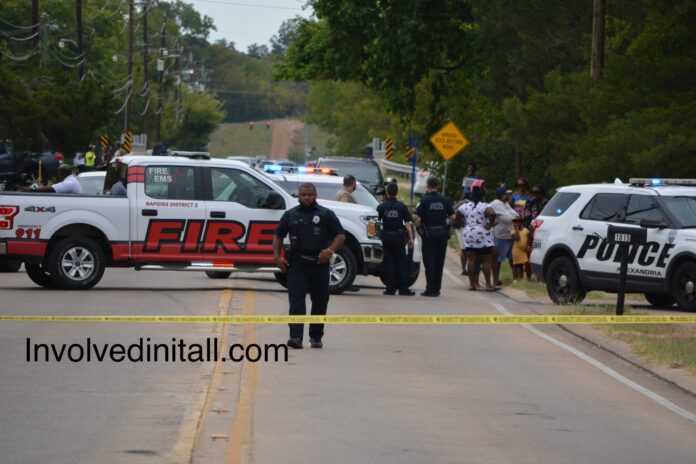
[489,187,519,286]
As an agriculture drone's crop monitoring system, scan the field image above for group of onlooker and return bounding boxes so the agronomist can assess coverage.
[453,176,548,290]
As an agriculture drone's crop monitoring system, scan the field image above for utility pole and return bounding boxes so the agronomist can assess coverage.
[32,0,40,51]
[76,0,84,81]
[125,0,134,132]
[142,1,150,143]
[591,0,605,86]
[174,39,182,124]
[156,22,167,144]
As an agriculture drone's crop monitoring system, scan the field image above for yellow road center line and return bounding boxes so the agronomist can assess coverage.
[226,290,258,464]
[174,288,234,463]
[1,315,695,324]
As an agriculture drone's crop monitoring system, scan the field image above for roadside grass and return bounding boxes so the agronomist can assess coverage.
[601,324,696,373]
[445,242,696,374]
[209,121,273,157]
[209,119,333,159]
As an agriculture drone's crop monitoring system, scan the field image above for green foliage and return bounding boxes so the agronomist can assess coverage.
[279,0,696,196]
[172,91,225,150]
[1,0,299,155]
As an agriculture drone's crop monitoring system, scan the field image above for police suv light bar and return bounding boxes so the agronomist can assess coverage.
[629,178,696,186]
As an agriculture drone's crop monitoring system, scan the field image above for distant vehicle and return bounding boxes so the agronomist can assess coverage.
[267,172,379,209]
[0,147,60,191]
[226,156,257,167]
[258,159,296,172]
[265,171,421,288]
[315,157,386,200]
[168,151,210,159]
[413,169,429,196]
[77,171,107,195]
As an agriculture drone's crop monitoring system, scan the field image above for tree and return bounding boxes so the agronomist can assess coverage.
[270,16,306,55]
[247,43,269,59]
[171,90,225,150]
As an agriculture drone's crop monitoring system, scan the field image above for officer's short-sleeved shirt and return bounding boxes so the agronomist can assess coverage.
[276,202,344,254]
[377,198,411,232]
[52,174,83,194]
[416,192,453,227]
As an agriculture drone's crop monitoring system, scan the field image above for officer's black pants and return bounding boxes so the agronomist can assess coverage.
[287,259,330,341]
[422,236,448,293]
[382,238,409,292]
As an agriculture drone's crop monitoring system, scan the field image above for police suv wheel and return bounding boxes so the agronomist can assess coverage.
[545,256,585,305]
[329,246,357,294]
[671,262,696,312]
[0,257,22,272]
[644,293,675,308]
[48,237,105,290]
[206,271,231,279]
[25,262,58,288]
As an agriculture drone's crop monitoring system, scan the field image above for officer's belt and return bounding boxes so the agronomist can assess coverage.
[297,254,319,262]
[427,225,446,230]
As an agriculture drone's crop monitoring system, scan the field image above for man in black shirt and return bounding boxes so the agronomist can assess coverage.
[377,182,415,296]
[414,177,455,297]
[273,183,345,349]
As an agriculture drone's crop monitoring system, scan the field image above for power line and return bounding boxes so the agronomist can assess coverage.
[188,0,303,11]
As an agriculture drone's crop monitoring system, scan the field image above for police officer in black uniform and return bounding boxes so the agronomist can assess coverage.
[414,177,455,297]
[377,182,415,296]
[273,183,345,349]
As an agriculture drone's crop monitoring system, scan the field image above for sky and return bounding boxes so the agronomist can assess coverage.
[187,0,314,52]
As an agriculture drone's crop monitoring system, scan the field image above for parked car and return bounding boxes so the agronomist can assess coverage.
[226,156,257,167]
[267,172,379,209]
[77,171,107,195]
[265,171,421,288]
[531,178,696,311]
[315,157,386,200]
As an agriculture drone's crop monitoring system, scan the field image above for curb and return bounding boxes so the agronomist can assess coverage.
[445,248,696,399]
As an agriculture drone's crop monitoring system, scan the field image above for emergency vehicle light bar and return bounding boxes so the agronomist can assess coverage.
[190,262,236,268]
[629,178,696,187]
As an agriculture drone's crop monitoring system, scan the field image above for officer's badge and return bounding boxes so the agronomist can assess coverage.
[312,215,320,224]
[668,230,677,244]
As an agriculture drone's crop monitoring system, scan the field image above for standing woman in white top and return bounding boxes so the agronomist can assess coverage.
[456,180,496,291]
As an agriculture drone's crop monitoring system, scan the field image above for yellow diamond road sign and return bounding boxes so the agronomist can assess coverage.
[430,121,469,160]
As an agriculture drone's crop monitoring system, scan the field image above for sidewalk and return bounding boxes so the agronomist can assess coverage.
[444,248,696,397]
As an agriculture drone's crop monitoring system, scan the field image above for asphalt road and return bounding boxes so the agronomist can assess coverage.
[1,256,696,464]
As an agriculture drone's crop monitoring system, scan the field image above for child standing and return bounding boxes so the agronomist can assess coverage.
[511,217,529,281]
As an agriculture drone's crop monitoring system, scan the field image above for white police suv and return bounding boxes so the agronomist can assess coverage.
[530,178,696,311]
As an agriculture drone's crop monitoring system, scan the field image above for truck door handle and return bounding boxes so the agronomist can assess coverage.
[572,225,584,231]
[142,209,158,217]
[210,211,226,218]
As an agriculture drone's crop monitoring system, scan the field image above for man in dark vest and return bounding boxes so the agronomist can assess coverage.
[273,183,345,349]
[377,182,415,296]
[414,177,455,297]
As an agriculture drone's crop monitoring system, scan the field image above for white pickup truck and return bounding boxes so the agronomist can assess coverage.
[0,155,402,293]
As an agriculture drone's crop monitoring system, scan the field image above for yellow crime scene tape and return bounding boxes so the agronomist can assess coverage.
[0,315,695,324]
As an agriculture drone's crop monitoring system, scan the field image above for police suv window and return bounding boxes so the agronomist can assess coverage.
[145,166,196,200]
[211,168,275,209]
[540,192,580,217]
[624,195,664,224]
[580,193,628,222]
